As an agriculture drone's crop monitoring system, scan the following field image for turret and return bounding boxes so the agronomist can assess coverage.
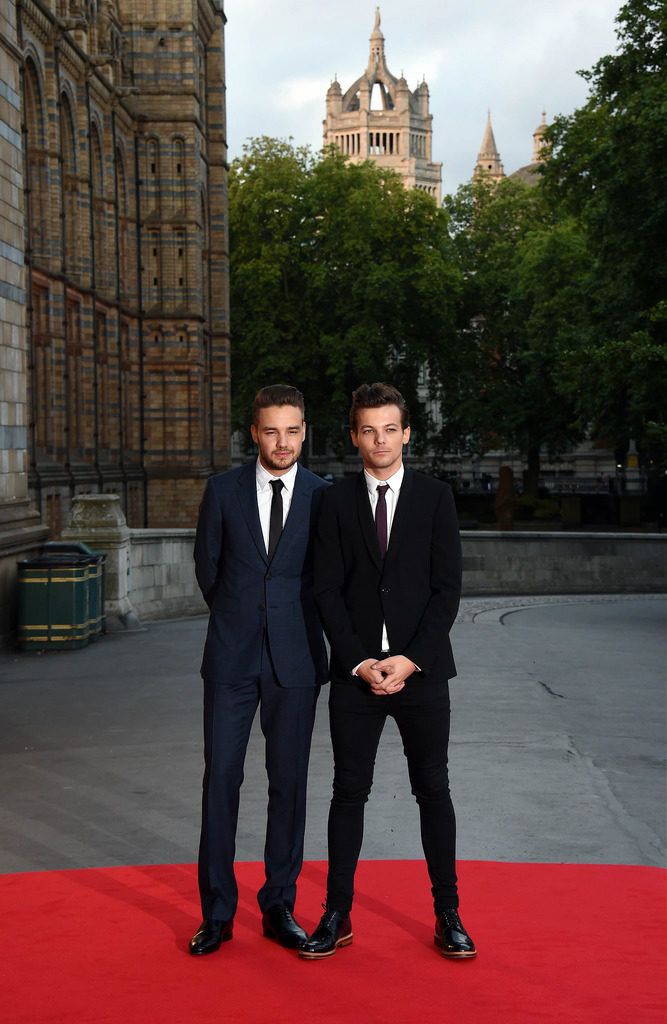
[326,78,343,117]
[474,111,505,182]
[532,111,548,164]
[368,7,386,69]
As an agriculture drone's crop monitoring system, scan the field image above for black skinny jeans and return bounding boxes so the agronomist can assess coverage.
[326,672,459,915]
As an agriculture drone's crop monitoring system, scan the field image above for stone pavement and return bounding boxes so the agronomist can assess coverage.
[0,595,664,874]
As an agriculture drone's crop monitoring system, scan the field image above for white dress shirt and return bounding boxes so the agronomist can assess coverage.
[365,464,404,653]
[350,464,406,676]
[256,459,297,555]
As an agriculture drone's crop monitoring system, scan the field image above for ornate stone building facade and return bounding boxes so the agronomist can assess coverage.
[0,0,48,644]
[0,0,229,641]
[13,0,230,537]
[323,9,442,202]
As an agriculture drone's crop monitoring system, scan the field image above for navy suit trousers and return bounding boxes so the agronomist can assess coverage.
[198,641,319,921]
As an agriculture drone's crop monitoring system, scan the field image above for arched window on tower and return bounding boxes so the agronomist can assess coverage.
[60,91,79,280]
[145,138,160,215]
[173,137,186,212]
[90,120,106,289]
[145,229,161,309]
[175,228,187,303]
[23,58,48,265]
[115,145,129,299]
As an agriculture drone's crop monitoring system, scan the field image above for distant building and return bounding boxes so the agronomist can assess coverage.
[323,8,442,203]
[473,111,505,182]
[473,109,550,185]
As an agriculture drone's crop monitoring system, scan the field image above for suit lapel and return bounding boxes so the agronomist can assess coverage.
[384,467,415,568]
[236,462,268,564]
[356,472,383,572]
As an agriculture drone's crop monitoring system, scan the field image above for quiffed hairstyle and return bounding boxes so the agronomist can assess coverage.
[349,382,410,431]
[252,384,305,424]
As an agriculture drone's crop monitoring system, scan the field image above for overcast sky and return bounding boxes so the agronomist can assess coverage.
[224,0,623,195]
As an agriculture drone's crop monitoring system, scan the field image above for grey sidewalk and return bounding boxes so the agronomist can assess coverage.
[0,595,664,874]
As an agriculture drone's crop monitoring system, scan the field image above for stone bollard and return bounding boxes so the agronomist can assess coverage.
[61,494,143,631]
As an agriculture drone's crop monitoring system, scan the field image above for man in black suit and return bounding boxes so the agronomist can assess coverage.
[190,385,328,956]
[300,382,476,960]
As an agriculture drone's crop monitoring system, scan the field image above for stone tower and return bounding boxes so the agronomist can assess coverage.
[474,111,505,182]
[532,111,549,164]
[323,8,442,202]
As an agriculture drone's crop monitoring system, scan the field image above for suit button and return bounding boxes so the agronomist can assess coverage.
[266,573,272,580]
[381,587,391,594]
[258,604,265,612]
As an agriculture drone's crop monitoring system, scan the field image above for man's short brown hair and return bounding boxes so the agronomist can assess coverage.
[252,384,305,424]
[349,382,410,431]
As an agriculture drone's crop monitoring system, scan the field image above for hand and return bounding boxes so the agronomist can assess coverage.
[371,655,416,694]
[356,659,387,692]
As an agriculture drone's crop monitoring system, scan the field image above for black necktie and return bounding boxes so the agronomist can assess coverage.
[375,484,389,557]
[268,479,284,560]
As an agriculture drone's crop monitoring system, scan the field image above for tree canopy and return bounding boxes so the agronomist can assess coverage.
[229,1,666,481]
[435,178,589,490]
[229,139,460,452]
[541,0,667,460]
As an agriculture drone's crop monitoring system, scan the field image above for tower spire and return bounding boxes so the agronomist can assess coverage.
[474,110,505,182]
[369,7,385,67]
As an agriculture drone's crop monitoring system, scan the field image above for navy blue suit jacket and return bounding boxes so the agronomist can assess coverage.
[194,461,329,687]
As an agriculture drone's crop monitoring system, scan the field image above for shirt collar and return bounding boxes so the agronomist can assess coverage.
[256,458,298,493]
[364,462,404,496]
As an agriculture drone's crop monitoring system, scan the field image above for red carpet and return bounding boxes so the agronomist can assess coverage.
[1,860,664,1024]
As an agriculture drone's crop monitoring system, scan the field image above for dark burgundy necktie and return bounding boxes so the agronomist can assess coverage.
[375,484,389,557]
[268,479,284,560]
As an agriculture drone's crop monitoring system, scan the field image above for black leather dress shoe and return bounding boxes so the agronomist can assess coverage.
[262,905,308,949]
[189,918,233,956]
[298,908,353,959]
[434,909,477,958]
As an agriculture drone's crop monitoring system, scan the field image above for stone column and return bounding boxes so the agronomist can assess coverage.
[61,494,142,630]
[0,1,48,646]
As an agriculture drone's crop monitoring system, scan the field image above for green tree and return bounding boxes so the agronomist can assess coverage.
[229,139,461,452]
[541,0,667,462]
[435,178,589,491]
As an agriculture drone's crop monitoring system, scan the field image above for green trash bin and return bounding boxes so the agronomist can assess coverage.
[43,541,106,639]
[17,553,92,651]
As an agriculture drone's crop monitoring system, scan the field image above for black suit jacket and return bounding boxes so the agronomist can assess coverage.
[313,469,462,680]
[194,461,329,687]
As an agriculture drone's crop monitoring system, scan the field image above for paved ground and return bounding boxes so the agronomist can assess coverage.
[0,595,664,874]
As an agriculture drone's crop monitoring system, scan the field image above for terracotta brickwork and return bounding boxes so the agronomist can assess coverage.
[14,0,230,531]
[0,0,48,643]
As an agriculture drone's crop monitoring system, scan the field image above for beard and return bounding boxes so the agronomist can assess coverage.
[261,449,298,472]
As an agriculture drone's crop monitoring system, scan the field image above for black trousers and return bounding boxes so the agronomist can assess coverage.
[198,641,319,922]
[326,673,458,915]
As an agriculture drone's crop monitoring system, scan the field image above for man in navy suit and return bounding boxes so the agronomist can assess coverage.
[190,384,328,956]
[300,382,476,961]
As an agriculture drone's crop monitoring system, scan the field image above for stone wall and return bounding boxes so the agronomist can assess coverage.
[461,531,665,595]
[129,529,205,621]
[126,529,666,622]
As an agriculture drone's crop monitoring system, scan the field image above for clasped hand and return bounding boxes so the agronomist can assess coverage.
[357,655,416,695]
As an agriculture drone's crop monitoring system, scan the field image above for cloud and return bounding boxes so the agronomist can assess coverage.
[273,75,333,113]
[224,0,623,191]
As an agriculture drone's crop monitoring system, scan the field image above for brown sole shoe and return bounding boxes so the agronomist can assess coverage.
[299,933,353,959]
